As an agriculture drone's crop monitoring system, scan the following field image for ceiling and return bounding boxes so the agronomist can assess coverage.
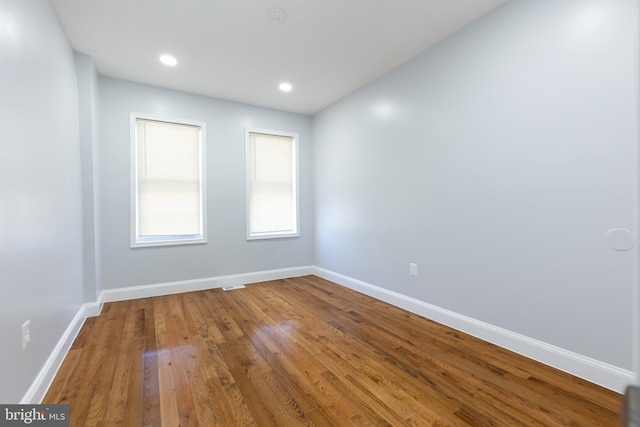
[50,0,508,115]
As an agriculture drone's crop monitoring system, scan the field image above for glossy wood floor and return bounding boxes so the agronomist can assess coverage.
[44,276,621,426]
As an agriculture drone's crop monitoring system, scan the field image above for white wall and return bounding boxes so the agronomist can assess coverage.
[0,0,84,402]
[313,0,639,370]
[98,78,314,290]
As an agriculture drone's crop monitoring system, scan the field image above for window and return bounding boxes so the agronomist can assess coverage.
[246,129,299,240]
[131,113,206,247]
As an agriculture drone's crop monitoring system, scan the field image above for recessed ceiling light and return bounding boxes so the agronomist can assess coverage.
[279,82,292,92]
[159,54,177,66]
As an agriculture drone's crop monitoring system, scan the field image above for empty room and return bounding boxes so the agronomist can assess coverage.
[1,0,639,425]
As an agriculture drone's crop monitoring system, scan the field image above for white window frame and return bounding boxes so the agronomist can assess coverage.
[245,128,300,240]
[130,112,207,248]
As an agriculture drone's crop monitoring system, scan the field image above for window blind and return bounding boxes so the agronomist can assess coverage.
[247,131,298,238]
[135,118,202,241]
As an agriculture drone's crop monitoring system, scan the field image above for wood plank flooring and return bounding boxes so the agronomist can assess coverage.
[44,276,622,426]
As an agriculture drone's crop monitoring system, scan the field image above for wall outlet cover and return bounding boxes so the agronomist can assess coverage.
[409,263,418,276]
[22,320,31,350]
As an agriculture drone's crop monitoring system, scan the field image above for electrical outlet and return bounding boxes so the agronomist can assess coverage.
[409,263,418,276]
[22,320,30,350]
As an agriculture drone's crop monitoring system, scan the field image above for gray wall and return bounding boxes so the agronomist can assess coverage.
[1,0,637,403]
[313,0,639,370]
[98,78,314,289]
[0,0,84,402]
[75,53,101,302]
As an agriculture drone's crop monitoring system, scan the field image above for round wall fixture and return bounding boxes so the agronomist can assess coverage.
[604,228,635,251]
[268,8,287,21]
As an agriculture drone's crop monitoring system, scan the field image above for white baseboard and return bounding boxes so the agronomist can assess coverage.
[312,267,636,393]
[21,305,87,404]
[28,265,634,404]
[23,266,312,403]
[82,295,104,317]
[100,266,314,303]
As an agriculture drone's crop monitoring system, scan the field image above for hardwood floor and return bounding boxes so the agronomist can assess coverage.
[44,276,621,426]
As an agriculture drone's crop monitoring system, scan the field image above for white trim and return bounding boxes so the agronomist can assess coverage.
[312,267,636,393]
[130,112,207,248]
[83,294,104,318]
[633,115,640,380]
[21,306,87,404]
[100,266,314,303]
[31,266,634,403]
[26,267,312,402]
[245,128,300,241]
